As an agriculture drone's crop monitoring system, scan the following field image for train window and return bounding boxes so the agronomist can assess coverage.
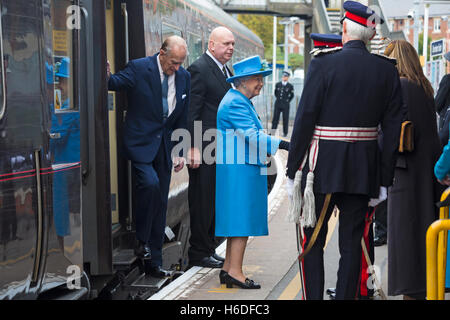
[187,32,202,65]
[162,23,182,42]
[51,0,78,113]
[0,7,5,120]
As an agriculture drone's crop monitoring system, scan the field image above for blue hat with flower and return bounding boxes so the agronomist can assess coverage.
[55,57,70,78]
[226,55,272,83]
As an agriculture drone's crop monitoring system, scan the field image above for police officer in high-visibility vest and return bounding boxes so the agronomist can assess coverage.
[271,70,294,137]
[286,1,404,300]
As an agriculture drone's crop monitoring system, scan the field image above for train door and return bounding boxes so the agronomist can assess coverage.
[39,0,83,292]
[0,0,52,298]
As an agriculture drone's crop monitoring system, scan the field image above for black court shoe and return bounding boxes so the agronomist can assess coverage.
[219,270,228,284]
[224,274,261,289]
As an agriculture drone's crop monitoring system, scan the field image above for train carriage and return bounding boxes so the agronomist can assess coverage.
[0,0,267,300]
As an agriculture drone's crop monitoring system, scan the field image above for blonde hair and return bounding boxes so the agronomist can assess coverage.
[384,40,434,98]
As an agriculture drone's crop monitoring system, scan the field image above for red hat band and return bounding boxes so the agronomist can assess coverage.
[345,11,370,27]
[313,40,342,48]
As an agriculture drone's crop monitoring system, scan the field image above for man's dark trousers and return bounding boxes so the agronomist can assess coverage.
[301,192,369,300]
[272,103,290,136]
[133,139,171,268]
[188,161,217,262]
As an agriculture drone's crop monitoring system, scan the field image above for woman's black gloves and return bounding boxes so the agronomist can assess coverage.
[279,140,290,151]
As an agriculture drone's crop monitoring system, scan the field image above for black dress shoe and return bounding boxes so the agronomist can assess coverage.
[224,274,261,289]
[326,287,336,295]
[134,242,151,260]
[219,270,228,284]
[191,256,224,268]
[145,265,171,278]
[374,236,387,247]
[213,253,225,262]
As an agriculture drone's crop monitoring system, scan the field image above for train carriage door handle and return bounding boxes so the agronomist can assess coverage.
[80,5,91,185]
[0,4,7,122]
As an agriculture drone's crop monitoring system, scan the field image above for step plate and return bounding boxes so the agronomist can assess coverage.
[113,249,137,266]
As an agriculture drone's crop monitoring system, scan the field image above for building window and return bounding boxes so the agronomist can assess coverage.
[434,18,441,32]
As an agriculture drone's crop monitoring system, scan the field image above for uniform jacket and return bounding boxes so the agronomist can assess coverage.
[287,40,404,197]
[274,81,294,107]
[215,89,280,237]
[187,52,232,134]
[108,53,190,164]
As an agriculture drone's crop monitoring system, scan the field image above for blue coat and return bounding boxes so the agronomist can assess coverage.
[108,53,190,164]
[215,89,281,237]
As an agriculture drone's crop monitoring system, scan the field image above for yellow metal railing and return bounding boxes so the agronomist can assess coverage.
[426,187,450,300]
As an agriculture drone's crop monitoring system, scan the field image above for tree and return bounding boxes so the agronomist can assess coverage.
[237,14,285,63]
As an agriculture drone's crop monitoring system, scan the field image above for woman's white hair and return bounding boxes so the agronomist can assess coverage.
[344,19,376,44]
[232,75,252,88]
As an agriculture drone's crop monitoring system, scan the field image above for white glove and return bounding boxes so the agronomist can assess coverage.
[368,186,387,207]
[286,178,294,200]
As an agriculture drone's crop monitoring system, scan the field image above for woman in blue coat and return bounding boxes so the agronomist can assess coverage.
[215,56,290,289]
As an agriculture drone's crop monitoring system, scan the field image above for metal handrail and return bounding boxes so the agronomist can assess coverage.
[426,187,450,300]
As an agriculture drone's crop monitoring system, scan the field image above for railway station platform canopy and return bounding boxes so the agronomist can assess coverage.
[211,0,313,17]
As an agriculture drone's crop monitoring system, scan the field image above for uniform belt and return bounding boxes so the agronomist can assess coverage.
[292,126,378,229]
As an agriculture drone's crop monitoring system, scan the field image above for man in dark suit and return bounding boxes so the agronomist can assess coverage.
[107,36,190,278]
[271,71,294,137]
[186,27,235,268]
[286,1,403,299]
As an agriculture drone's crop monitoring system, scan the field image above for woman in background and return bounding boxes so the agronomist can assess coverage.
[384,40,444,300]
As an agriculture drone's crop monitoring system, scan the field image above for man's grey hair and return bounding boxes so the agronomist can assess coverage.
[161,35,188,55]
[345,19,376,44]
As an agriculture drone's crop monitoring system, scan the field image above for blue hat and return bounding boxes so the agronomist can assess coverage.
[311,33,343,48]
[341,1,384,28]
[45,62,54,84]
[55,57,70,78]
[226,56,272,83]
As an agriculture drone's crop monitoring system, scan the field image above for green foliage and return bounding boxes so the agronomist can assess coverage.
[288,53,304,70]
[237,14,285,63]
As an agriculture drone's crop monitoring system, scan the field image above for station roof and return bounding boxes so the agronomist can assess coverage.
[379,0,450,19]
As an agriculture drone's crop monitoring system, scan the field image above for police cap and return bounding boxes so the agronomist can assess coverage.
[311,33,343,48]
[341,1,384,28]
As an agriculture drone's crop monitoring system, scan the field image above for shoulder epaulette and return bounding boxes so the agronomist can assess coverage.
[310,47,342,57]
[371,53,397,65]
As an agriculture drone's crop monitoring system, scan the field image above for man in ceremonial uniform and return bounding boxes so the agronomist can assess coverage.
[286,1,403,300]
[271,71,294,137]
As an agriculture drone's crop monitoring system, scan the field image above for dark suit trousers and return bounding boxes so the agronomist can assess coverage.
[271,101,290,136]
[301,192,369,300]
[132,141,171,268]
[188,162,217,261]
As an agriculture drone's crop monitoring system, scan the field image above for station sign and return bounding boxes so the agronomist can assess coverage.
[431,39,445,57]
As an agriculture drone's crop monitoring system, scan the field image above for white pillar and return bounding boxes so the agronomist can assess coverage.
[273,16,277,93]
[423,3,430,63]
[413,0,420,52]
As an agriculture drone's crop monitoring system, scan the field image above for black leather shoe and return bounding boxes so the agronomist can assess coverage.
[145,265,171,278]
[213,253,225,262]
[374,236,387,247]
[191,256,224,268]
[134,242,151,260]
[219,270,228,284]
[326,288,336,295]
[224,274,261,289]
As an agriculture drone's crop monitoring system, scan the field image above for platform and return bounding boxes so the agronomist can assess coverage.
[150,132,397,301]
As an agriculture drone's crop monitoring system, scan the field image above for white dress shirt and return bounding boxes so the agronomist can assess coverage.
[206,50,230,78]
[157,54,176,117]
